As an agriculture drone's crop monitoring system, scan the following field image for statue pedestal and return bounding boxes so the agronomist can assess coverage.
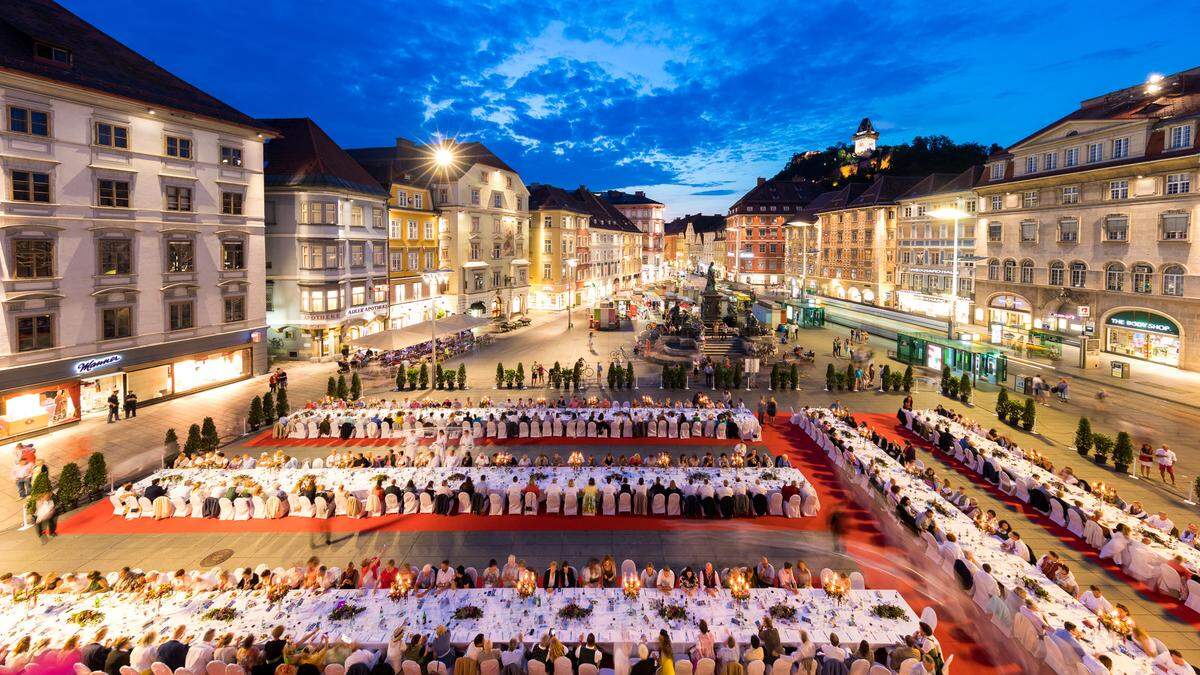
[701,292,723,323]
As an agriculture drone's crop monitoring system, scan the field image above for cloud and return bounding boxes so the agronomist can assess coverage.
[691,189,738,196]
[421,95,453,122]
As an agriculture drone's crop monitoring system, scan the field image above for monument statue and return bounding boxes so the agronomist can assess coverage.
[704,265,717,293]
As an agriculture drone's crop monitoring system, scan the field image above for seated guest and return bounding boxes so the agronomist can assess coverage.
[656,565,676,593]
[888,636,920,672]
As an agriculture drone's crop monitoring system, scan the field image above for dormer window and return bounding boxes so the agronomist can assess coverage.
[34,42,71,65]
[989,163,1004,180]
[1024,156,1037,174]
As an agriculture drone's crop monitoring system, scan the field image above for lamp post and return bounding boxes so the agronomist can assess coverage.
[422,268,452,387]
[787,219,817,303]
[928,204,971,340]
[565,258,578,329]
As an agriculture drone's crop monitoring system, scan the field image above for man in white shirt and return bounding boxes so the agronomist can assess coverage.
[435,560,455,591]
[818,635,846,662]
[501,639,526,671]
[656,566,676,592]
[1146,511,1173,532]
[184,630,216,673]
[1079,586,1112,615]
[343,644,378,670]
[1155,445,1177,486]
[940,533,963,562]
[1155,650,1193,675]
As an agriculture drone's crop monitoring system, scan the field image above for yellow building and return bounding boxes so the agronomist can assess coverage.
[348,146,443,328]
[528,184,589,309]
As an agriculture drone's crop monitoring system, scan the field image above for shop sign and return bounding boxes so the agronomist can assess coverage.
[345,303,389,318]
[73,354,122,375]
[1105,310,1179,335]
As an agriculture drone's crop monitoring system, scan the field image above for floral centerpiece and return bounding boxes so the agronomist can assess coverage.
[656,452,671,468]
[768,603,796,621]
[687,471,709,483]
[760,471,779,482]
[266,584,289,604]
[494,452,513,467]
[558,603,594,620]
[329,600,365,621]
[516,571,537,599]
[656,602,688,622]
[824,574,849,603]
[531,471,550,482]
[870,604,909,620]
[1020,577,1051,601]
[142,584,173,602]
[1098,610,1134,638]
[930,502,952,517]
[568,452,585,469]
[453,605,484,620]
[623,574,642,599]
[730,453,745,469]
[447,473,467,483]
[68,609,105,626]
[727,569,751,601]
[200,607,238,622]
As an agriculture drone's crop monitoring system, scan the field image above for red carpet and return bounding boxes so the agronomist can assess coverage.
[857,411,1200,629]
[245,430,743,448]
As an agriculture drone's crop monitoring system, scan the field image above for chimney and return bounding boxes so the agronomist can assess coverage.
[635,191,645,197]
[757,177,766,186]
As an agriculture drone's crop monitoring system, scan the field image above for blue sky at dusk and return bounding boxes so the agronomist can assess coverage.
[63,0,1191,218]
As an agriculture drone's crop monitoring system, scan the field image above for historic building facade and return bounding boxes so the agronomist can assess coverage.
[726,178,822,288]
[973,67,1200,370]
[0,0,269,440]
[262,119,389,360]
[528,184,588,310]
[599,190,665,284]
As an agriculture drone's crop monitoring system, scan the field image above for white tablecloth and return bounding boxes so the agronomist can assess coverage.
[794,409,1155,674]
[0,588,917,650]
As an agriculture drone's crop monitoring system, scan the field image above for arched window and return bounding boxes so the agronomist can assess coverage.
[1132,263,1153,294]
[1019,259,1034,284]
[1002,259,1016,282]
[1105,262,1125,291]
[1048,260,1065,286]
[1069,261,1087,288]
[1163,264,1185,296]
[987,258,1000,281]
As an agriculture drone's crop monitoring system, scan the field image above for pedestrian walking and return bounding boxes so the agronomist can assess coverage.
[1155,444,1177,485]
[123,391,138,418]
[277,368,288,390]
[596,362,603,386]
[106,390,120,423]
[269,371,279,393]
[12,459,32,499]
[1137,443,1154,479]
[34,492,56,541]
[756,397,765,425]
[829,509,847,554]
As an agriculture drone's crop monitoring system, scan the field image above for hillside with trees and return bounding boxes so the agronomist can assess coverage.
[770,135,1001,187]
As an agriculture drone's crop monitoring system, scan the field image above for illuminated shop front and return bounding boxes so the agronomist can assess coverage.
[1104,309,1181,367]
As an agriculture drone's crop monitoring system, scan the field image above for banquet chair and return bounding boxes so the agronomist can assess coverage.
[919,606,937,631]
[621,559,637,578]
[602,492,616,516]
[325,664,346,675]
[385,493,400,514]
[703,420,716,437]
[454,657,479,675]
[152,496,174,519]
[818,568,833,587]
[404,493,419,514]
[151,663,173,675]
[206,664,227,675]
[175,669,193,675]
[867,666,889,675]
[120,667,140,675]
[587,422,598,437]
[1042,635,1069,674]
[578,665,598,675]
[519,422,530,438]
[667,419,679,438]
[1011,613,1042,658]
[848,571,865,589]
[678,421,689,440]
[524,491,538,515]
[667,493,681,516]
[294,495,314,518]
[73,664,91,675]
[233,498,252,520]
[658,420,669,437]
[472,421,484,438]
[651,494,666,515]
[486,493,503,516]
[251,496,268,519]
[1185,580,1200,613]
[1156,564,1185,598]
[419,493,435,514]
[920,531,940,562]
[801,494,820,517]
[545,489,561,514]
[312,496,330,518]
[1066,510,1085,537]
[218,497,235,520]
[767,657,791,675]
[527,662,547,675]
[170,495,191,517]
[784,495,801,518]
[624,422,634,438]
[507,489,523,515]
[695,659,715,675]
[896,659,918,675]
[333,494,349,517]
[563,491,578,516]
[618,493,632,514]
[485,421,497,437]
[997,473,1015,496]
[767,493,783,516]
[402,662,422,675]
[136,496,153,517]
[426,662,447,675]
[1048,500,1067,527]
[496,422,507,439]
[745,662,764,675]
[458,492,473,515]
[971,570,999,609]
[675,660,692,675]
[190,493,205,518]
[266,495,288,519]
[481,660,501,675]
[554,656,574,675]
[847,661,870,675]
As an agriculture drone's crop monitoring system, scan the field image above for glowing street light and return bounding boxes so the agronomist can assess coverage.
[433,146,454,168]
[422,268,452,386]
[787,219,818,302]
[929,205,972,340]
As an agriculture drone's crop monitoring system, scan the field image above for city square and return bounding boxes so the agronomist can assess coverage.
[0,2,1196,675]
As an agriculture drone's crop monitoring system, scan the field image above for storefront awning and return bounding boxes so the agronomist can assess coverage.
[348,314,492,350]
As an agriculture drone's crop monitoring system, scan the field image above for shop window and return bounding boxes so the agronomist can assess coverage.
[1104,262,1125,291]
[168,301,194,331]
[1163,265,1185,296]
[1132,264,1153,294]
[15,314,53,351]
[223,296,245,323]
[1069,262,1087,288]
[222,240,245,270]
[173,349,248,394]
[166,241,194,273]
[101,306,132,339]
[1161,212,1190,240]
[97,239,132,275]
[1048,261,1065,286]
[12,238,54,278]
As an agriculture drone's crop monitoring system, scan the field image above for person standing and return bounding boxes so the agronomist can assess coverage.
[277,368,288,390]
[12,458,32,499]
[829,508,847,554]
[1155,444,1177,485]
[123,391,138,419]
[106,390,120,423]
[34,492,56,540]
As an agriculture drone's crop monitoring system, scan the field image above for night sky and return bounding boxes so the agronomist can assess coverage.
[62,0,1192,217]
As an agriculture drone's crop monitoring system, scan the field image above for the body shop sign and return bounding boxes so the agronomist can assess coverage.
[1105,310,1178,335]
[73,354,123,375]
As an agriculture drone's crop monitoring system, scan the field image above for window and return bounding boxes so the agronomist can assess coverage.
[470,189,481,205]
[1166,173,1191,195]
[543,240,552,253]
[101,306,132,340]
[469,242,480,260]
[97,179,129,207]
[989,195,1002,212]
[389,252,403,271]
[408,251,418,270]
[1104,215,1128,241]
[223,296,245,323]
[1041,153,1057,171]
[1020,260,1034,284]
[1109,180,1128,200]
[372,244,385,268]
[473,274,484,291]
[97,239,131,275]
[989,163,1004,180]
[373,284,387,303]
[16,314,53,352]
[492,192,504,208]
[164,135,192,159]
[165,185,192,211]
[413,193,423,209]
[965,198,977,213]
[470,217,480,233]
[1069,261,1087,288]
[1163,265,1185,296]
[91,121,131,150]
[350,242,365,267]
[1003,259,1016,282]
[424,222,433,239]
[221,241,245,270]
[168,301,194,331]
[492,270,501,287]
[407,221,418,239]
[34,42,71,64]
[1019,220,1038,242]
[388,220,402,239]
[10,170,50,202]
[1132,263,1153,294]
[7,106,49,137]
[372,208,384,229]
[1169,125,1193,150]
[166,241,194,272]
[986,259,999,280]
[1024,156,1037,174]
[1061,186,1079,204]
[1112,137,1129,159]
[1021,190,1038,208]
[543,263,551,280]
[1105,262,1125,291]
[1049,260,1065,286]
[220,146,243,166]
[1161,211,1190,240]
[1058,217,1079,242]
[1086,142,1103,163]
[1064,147,1079,167]
[221,191,243,215]
[424,251,434,268]
[12,239,53,278]
[987,223,1002,242]
[351,206,363,227]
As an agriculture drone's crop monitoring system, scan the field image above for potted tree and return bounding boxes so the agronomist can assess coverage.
[201,417,220,451]
[1091,433,1113,466]
[262,391,275,423]
[902,365,913,393]
[326,376,337,398]
[958,373,972,405]
[55,462,82,510]
[418,364,429,390]
[82,452,107,500]
[1074,418,1092,457]
[184,423,204,455]
[879,365,891,393]
[1113,432,1134,474]
[247,396,263,431]
[496,362,505,389]
[350,372,362,400]
[337,374,349,400]
[164,428,179,456]
[825,364,836,391]
[1021,398,1036,431]
[996,388,1010,421]
[457,364,467,390]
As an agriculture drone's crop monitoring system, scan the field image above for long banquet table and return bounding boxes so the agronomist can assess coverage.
[0,587,918,650]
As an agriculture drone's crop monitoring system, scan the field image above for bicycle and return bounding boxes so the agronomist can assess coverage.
[609,346,629,362]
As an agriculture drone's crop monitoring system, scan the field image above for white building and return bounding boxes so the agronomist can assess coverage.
[0,0,269,441]
[599,190,665,284]
[428,141,530,317]
[262,118,390,360]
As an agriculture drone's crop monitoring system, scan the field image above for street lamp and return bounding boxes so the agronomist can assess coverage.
[928,204,971,340]
[787,219,818,303]
[565,258,578,329]
[433,145,455,168]
[422,268,452,387]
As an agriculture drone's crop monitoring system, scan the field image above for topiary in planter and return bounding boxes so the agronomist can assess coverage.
[337,374,348,400]
[83,452,107,497]
[879,365,891,392]
[275,389,288,418]
[1074,418,1092,457]
[1112,431,1134,473]
[26,470,51,516]
[1091,433,1113,466]
[789,363,798,391]
[247,396,263,431]
[1021,398,1036,431]
[327,376,337,398]
[496,362,505,389]
[958,373,971,404]
[184,423,204,454]
[261,391,274,422]
[996,388,1009,420]
[458,364,467,390]
[825,363,836,391]
[940,365,954,396]
[902,365,913,393]
[56,462,82,508]
[350,372,362,400]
